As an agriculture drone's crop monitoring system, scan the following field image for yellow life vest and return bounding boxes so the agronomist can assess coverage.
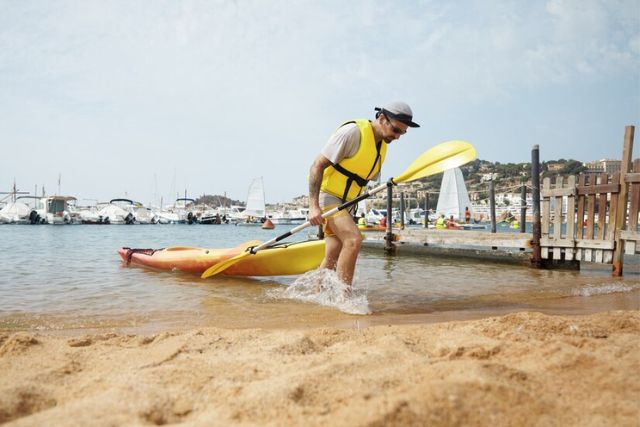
[320,120,386,202]
[435,217,446,229]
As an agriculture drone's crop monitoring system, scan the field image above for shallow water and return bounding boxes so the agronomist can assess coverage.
[0,224,638,332]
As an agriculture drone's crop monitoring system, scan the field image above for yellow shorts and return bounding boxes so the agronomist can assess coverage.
[321,204,351,238]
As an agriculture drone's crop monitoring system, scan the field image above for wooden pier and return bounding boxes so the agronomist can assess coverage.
[362,125,639,275]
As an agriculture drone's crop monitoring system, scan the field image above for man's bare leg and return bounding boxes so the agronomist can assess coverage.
[325,213,363,286]
[320,235,341,271]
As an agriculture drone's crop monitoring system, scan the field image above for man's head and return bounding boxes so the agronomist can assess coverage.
[374,101,420,142]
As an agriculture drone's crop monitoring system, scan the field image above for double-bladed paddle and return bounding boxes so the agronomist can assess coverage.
[201,140,477,278]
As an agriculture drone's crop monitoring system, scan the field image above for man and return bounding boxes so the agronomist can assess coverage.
[308,102,420,286]
[357,213,367,227]
[464,206,471,224]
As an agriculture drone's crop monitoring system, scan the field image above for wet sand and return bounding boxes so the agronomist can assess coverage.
[1,309,639,426]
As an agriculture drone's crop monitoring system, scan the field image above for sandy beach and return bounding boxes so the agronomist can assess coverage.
[1,310,638,426]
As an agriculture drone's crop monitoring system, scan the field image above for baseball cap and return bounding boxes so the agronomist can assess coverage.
[375,101,420,128]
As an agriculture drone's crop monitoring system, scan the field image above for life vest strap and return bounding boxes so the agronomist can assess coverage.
[331,163,369,202]
[329,140,382,202]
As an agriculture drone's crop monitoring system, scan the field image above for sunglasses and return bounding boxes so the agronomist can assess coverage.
[385,116,406,135]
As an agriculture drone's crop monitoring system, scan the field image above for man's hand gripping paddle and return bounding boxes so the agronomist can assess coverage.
[201,140,477,278]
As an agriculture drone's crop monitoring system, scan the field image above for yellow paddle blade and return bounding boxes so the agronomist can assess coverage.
[201,251,251,278]
[394,140,476,184]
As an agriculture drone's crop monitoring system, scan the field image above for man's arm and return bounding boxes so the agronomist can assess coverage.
[308,154,332,225]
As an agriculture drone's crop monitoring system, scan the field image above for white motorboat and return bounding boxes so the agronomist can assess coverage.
[406,208,428,225]
[365,208,386,225]
[0,201,34,224]
[155,210,181,224]
[77,204,103,224]
[174,198,198,224]
[199,206,227,224]
[14,196,47,224]
[269,207,308,225]
[42,196,81,224]
[99,198,157,224]
[97,199,136,224]
[220,205,245,224]
[154,198,197,224]
[131,204,158,224]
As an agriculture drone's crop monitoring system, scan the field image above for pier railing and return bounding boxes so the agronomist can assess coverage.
[540,126,639,274]
[541,173,620,263]
[620,165,640,245]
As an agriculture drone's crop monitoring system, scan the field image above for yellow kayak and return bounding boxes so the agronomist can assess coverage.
[358,224,386,231]
[118,239,325,276]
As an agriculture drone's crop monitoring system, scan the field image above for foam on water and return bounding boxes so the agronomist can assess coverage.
[571,283,638,297]
[267,269,371,315]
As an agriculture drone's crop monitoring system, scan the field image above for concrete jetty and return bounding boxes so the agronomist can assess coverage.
[362,228,533,265]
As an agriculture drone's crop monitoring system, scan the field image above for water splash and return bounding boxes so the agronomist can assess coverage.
[267,269,371,315]
[571,283,638,297]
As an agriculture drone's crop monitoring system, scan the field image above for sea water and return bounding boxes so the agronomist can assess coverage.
[0,224,638,332]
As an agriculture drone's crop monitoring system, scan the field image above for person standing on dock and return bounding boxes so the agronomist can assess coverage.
[357,213,367,227]
[308,101,420,286]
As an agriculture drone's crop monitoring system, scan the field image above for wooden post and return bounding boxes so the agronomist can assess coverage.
[424,193,429,228]
[400,191,405,229]
[612,126,635,276]
[520,182,527,233]
[489,179,496,233]
[384,181,395,253]
[531,145,543,267]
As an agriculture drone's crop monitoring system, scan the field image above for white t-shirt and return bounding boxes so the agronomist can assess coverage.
[320,123,361,164]
[319,122,380,208]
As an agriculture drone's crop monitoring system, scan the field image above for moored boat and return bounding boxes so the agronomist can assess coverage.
[13,196,47,224]
[43,196,81,224]
[269,207,308,225]
[98,199,136,224]
[0,201,34,224]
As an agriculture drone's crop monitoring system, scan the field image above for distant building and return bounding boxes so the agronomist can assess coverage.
[292,194,309,206]
[584,159,621,174]
[546,162,564,172]
[480,173,498,183]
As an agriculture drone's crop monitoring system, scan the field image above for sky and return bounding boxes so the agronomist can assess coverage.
[1,0,639,206]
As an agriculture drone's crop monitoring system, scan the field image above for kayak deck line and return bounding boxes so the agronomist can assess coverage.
[121,247,163,264]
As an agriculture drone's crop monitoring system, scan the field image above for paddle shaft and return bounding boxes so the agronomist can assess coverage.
[247,180,392,254]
